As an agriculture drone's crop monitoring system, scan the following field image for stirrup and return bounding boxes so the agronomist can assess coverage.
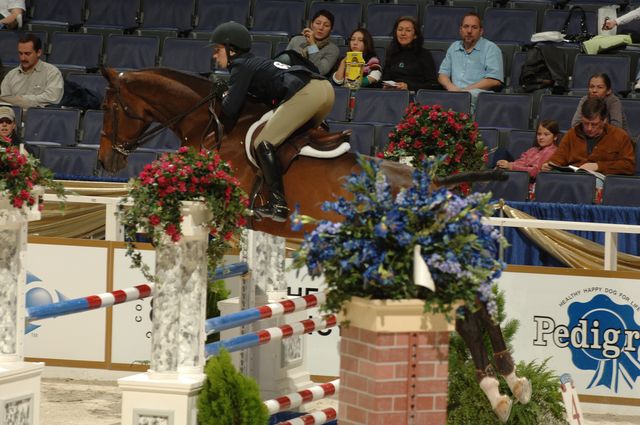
[254,202,289,223]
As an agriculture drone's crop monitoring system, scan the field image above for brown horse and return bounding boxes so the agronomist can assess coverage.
[97,67,530,421]
[97,67,412,238]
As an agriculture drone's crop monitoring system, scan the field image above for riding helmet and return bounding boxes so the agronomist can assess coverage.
[210,21,252,52]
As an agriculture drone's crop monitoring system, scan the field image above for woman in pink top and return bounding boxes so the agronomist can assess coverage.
[496,119,560,179]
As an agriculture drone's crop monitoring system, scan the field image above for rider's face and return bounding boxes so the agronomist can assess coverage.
[212,44,228,69]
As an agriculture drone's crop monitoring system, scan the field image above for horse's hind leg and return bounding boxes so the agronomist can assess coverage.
[456,307,512,423]
[476,304,532,405]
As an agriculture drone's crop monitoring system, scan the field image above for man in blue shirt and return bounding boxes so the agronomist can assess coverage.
[438,12,503,109]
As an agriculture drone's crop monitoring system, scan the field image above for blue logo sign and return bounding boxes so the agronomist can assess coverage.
[25,271,68,334]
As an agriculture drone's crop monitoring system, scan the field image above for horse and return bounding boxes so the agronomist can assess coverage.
[97,67,530,421]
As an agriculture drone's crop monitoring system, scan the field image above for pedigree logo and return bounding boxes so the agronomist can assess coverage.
[24,271,68,334]
[533,292,640,393]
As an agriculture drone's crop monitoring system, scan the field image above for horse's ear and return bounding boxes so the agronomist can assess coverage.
[100,67,117,84]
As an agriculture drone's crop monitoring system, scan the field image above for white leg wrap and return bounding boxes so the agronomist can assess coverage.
[479,377,512,423]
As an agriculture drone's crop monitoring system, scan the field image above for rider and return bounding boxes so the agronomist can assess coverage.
[210,21,335,222]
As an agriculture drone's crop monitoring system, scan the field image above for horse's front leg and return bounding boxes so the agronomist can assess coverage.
[456,307,512,423]
[476,303,532,406]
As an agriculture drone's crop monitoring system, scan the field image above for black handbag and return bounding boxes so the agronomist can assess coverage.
[561,6,594,43]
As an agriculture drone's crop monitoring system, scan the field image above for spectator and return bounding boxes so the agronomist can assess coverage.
[571,73,629,134]
[381,16,439,91]
[438,12,503,108]
[0,34,63,108]
[603,12,640,90]
[332,28,381,88]
[286,9,340,77]
[496,120,560,179]
[0,0,24,29]
[542,98,635,175]
[0,106,16,145]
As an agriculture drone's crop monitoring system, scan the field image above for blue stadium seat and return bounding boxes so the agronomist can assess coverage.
[483,8,537,45]
[541,8,598,35]
[414,90,471,115]
[23,108,81,147]
[114,151,157,179]
[138,126,181,153]
[83,0,140,31]
[475,93,532,130]
[352,89,410,124]
[191,0,250,36]
[66,73,108,104]
[365,3,419,38]
[251,40,273,59]
[328,122,375,155]
[479,128,500,167]
[78,109,104,148]
[105,34,159,70]
[373,124,395,154]
[619,98,640,139]
[308,1,362,38]
[571,54,630,95]
[251,0,306,37]
[0,31,20,66]
[602,175,640,206]
[38,146,98,176]
[474,170,530,202]
[537,94,581,132]
[423,6,475,41]
[48,32,102,72]
[327,86,350,122]
[138,0,194,33]
[535,172,596,203]
[508,51,527,92]
[160,38,211,74]
[27,0,85,31]
[429,49,446,73]
[506,129,535,163]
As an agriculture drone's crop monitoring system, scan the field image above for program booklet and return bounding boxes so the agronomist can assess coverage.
[548,163,605,181]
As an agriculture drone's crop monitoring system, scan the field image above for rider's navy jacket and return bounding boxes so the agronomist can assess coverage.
[221,52,324,131]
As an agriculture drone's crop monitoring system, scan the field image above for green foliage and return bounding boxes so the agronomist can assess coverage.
[447,292,567,424]
[206,279,230,344]
[198,349,269,425]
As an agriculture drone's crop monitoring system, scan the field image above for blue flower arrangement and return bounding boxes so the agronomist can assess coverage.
[291,156,505,319]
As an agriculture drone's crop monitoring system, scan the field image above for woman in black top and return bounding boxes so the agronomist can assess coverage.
[382,16,440,91]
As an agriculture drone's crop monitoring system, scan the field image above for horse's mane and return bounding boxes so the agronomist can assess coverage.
[135,67,216,97]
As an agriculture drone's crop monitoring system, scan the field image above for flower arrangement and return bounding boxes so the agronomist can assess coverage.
[119,147,248,279]
[0,145,64,211]
[291,156,504,319]
[378,103,488,194]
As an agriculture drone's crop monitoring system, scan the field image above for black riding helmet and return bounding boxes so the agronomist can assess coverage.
[210,21,252,53]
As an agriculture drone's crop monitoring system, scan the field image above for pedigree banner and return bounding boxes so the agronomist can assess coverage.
[499,269,640,409]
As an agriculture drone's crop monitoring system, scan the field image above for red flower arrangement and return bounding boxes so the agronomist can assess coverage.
[0,145,63,211]
[378,103,489,193]
[120,147,248,279]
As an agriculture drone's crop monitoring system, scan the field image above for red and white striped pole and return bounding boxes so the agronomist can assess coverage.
[275,408,338,425]
[264,379,340,415]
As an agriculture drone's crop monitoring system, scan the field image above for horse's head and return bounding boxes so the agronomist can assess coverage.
[98,68,153,173]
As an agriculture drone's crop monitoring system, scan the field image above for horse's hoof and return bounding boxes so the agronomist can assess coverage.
[493,395,512,423]
[513,377,532,404]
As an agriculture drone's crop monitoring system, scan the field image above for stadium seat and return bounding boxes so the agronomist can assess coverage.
[414,90,471,115]
[571,54,630,95]
[104,34,159,70]
[327,86,351,122]
[328,122,375,155]
[78,109,104,148]
[483,7,537,45]
[192,0,251,34]
[251,0,306,37]
[352,89,410,124]
[479,128,500,167]
[535,171,596,203]
[138,126,181,153]
[137,0,194,33]
[475,93,532,130]
[83,0,140,32]
[307,1,362,38]
[27,0,85,32]
[602,175,640,206]
[537,94,581,132]
[619,98,640,139]
[428,49,446,73]
[474,170,530,202]
[373,124,395,154]
[541,8,598,36]
[65,73,108,104]
[365,3,419,38]
[48,32,102,72]
[423,5,475,41]
[0,31,20,66]
[506,129,535,163]
[114,151,158,179]
[38,146,98,176]
[23,108,81,147]
[251,41,273,59]
[160,38,211,74]
[507,51,527,92]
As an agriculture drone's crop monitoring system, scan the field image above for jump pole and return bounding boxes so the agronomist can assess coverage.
[275,408,338,425]
[264,379,340,415]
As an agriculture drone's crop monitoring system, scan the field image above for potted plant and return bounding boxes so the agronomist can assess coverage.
[291,156,504,424]
[378,103,489,194]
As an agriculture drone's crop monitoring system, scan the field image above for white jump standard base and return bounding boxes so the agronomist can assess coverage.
[119,373,205,425]
[0,362,44,425]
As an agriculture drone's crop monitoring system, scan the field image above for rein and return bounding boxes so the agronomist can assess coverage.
[108,76,220,156]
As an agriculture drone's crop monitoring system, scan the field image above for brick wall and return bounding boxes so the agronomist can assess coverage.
[338,325,450,425]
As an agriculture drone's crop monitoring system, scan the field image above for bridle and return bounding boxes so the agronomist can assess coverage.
[105,74,224,156]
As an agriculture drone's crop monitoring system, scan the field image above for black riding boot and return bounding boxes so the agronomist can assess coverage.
[254,141,289,222]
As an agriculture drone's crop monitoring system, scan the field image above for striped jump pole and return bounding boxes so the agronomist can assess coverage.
[26,261,248,321]
[205,292,326,335]
[275,408,337,425]
[264,379,339,415]
[204,314,338,358]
